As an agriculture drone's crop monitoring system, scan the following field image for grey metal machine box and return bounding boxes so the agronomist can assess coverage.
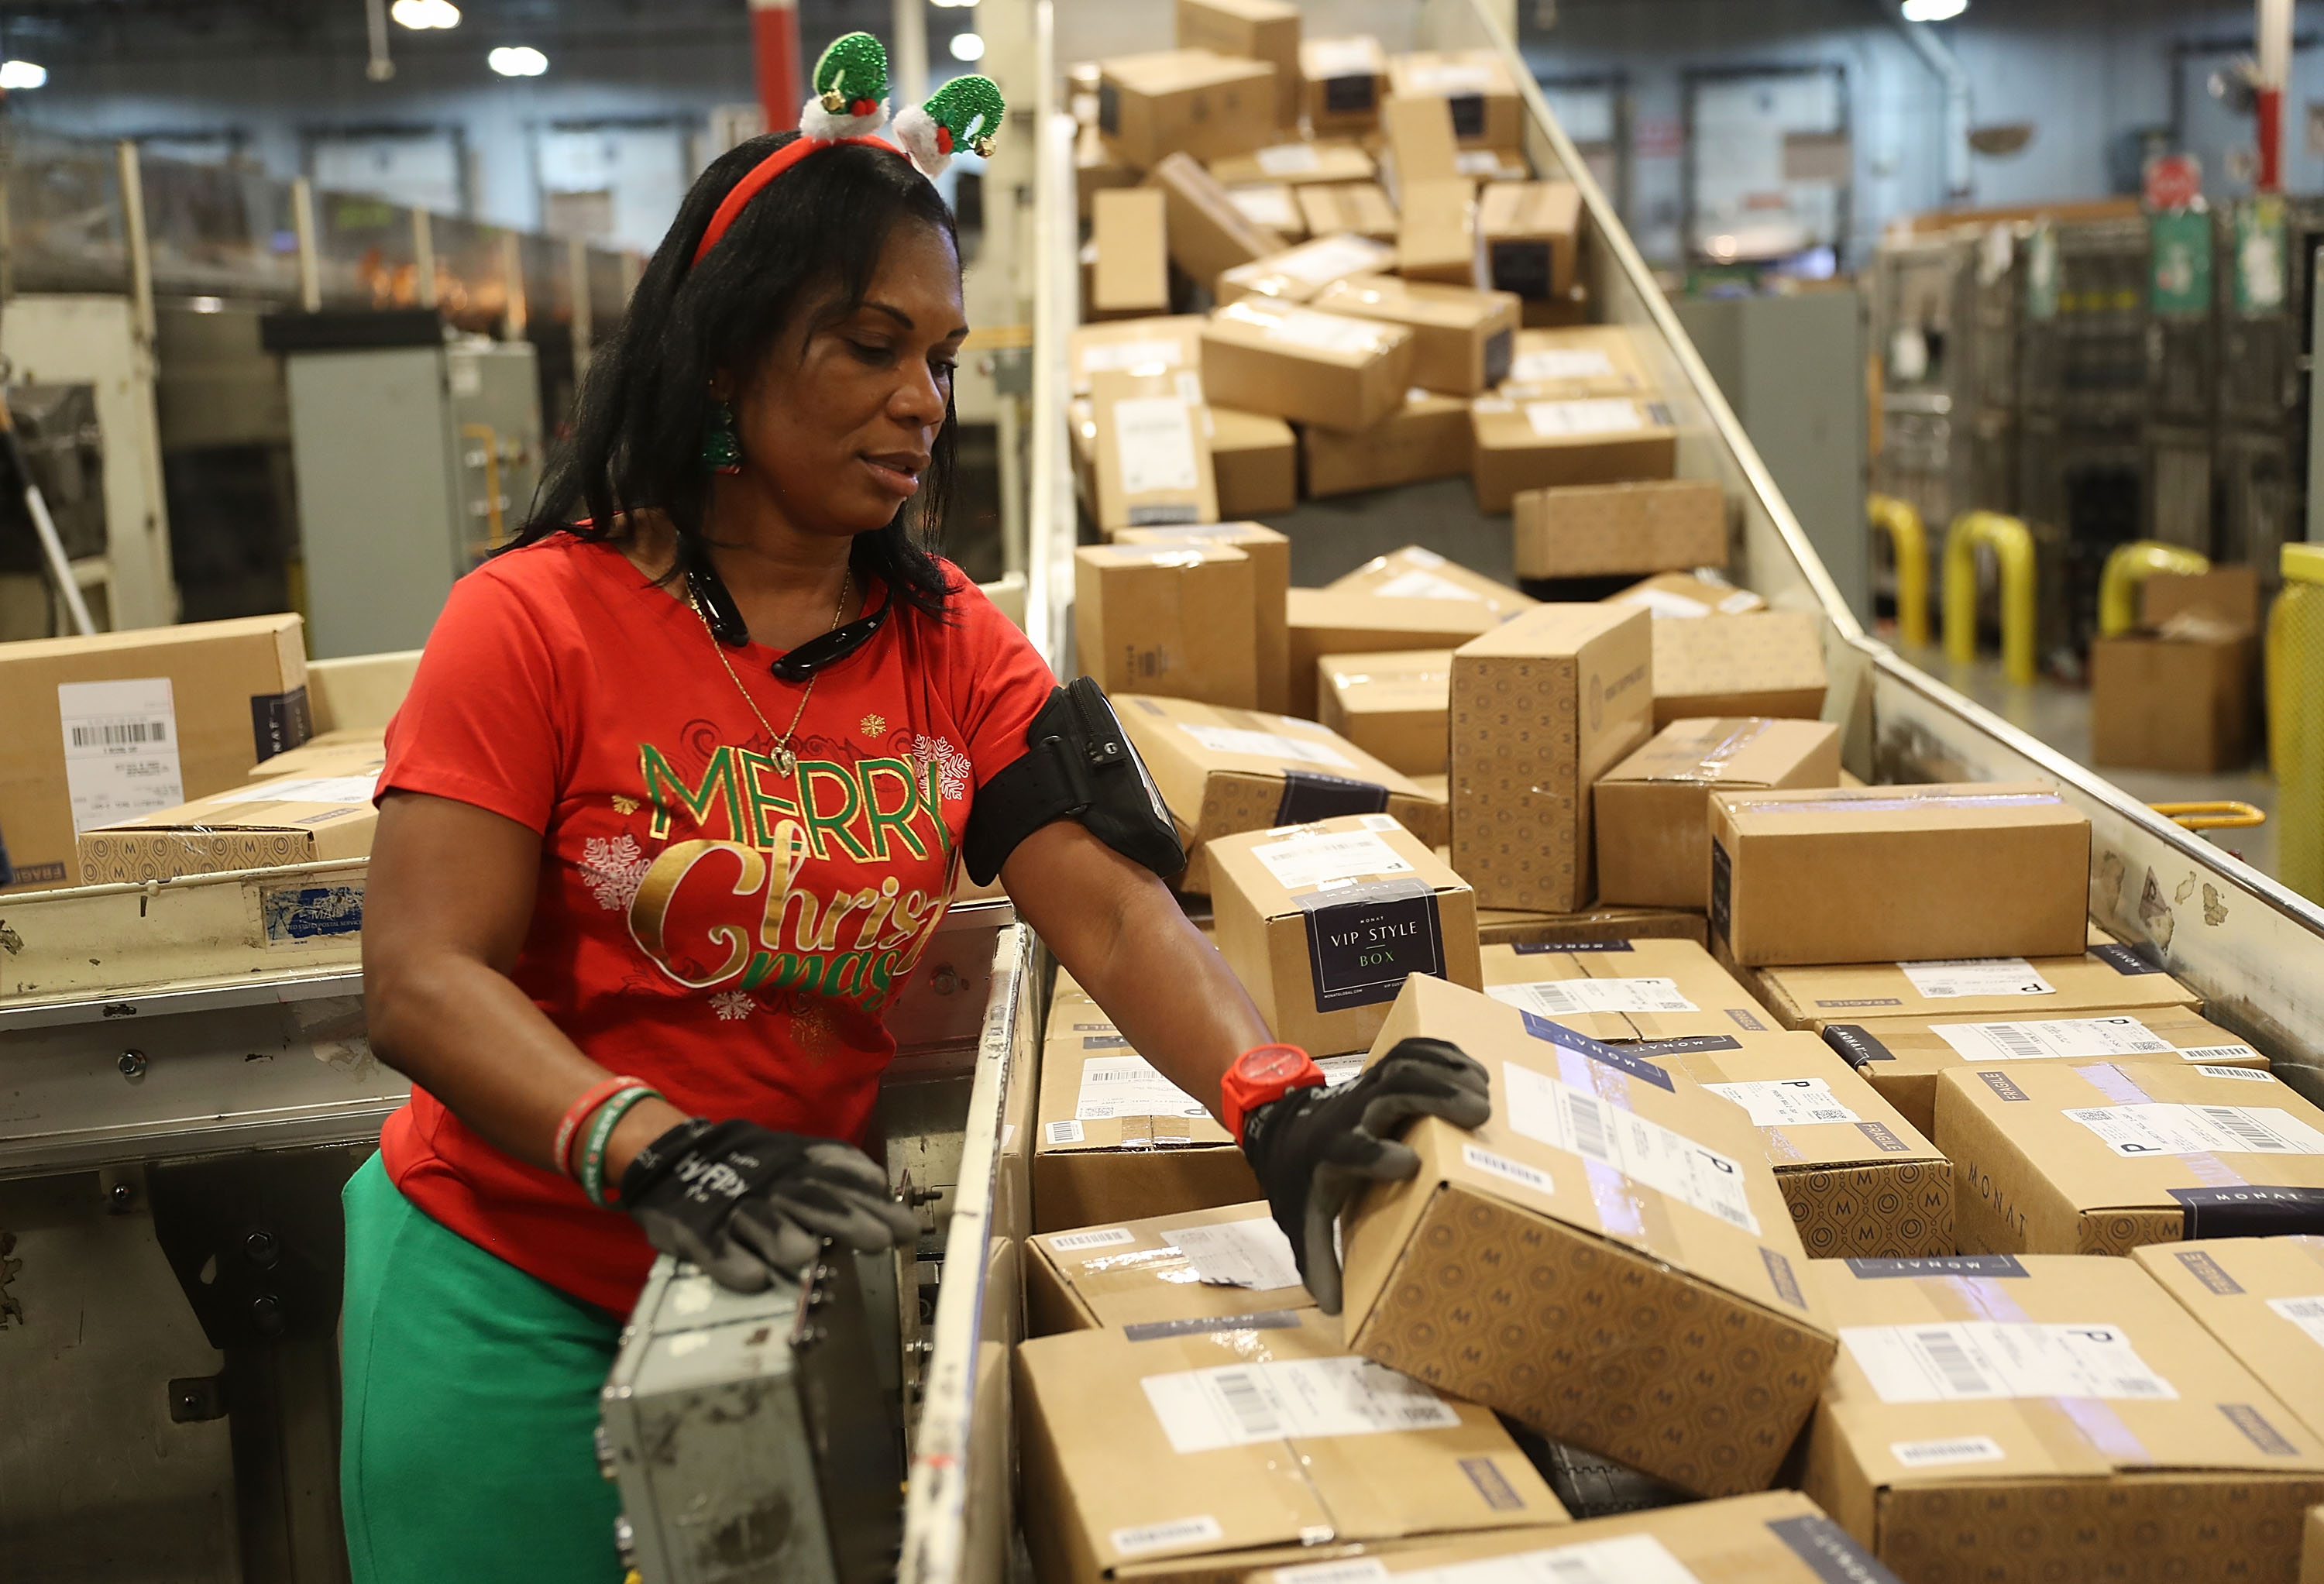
[281,338,541,658]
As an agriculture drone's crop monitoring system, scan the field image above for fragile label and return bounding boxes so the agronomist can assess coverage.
[2062,1102,2324,1157]
[1050,1226,1136,1252]
[1841,1321,2177,1404]
[59,677,186,837]
[1254,142,1323,176]
[2265,1295,2324,1350]
[1487,977,1699,1017]
[1161,1217,1301,1290]
[1930,1015,2172,1063]
[1508,347,1616,383]
[1082,337,1188,374]
[1250,826,1412,892]
[1140,1356,1459,1454]
[1177,723,1356,769]
[1703,1077,1862,1129]
[1897,958,2057,999]
[1523,398,1645,438]
[1463,1142,1553,1197]
[1502,1061,1759,1233]
[1112,397,1201,495]
[1076,1054,1210,1122]
[1373,568,1485,602]
[1889,1435,2006,1469]
[1109,1514,1223,1558]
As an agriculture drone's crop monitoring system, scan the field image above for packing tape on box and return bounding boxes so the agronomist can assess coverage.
[1937,1273,2156,1465]
[2073,1060,2324,1236]
[1664,719,1777,784]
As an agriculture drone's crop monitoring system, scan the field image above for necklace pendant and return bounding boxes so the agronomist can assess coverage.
[772,744,796,776]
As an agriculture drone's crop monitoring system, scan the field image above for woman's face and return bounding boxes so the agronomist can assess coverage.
[730,218,966,538]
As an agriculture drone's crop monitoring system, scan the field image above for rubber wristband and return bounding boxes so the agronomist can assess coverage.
[579,1085,662,1209]
[555,1074,645,1179]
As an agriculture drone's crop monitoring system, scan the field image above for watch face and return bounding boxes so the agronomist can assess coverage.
[1238,1044,1311,1084]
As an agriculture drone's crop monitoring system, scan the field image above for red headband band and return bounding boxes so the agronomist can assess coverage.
[690,134,909,267]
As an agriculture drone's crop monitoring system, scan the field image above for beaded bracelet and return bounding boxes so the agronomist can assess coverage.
[579,1084,664,1210]
[554,1074,645,1179]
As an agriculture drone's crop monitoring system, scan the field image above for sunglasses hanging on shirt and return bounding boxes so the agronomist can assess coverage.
[682,551,890,680]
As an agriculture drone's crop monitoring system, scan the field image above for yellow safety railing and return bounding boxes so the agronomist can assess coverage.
[2150,801,2267,830]
[2098,541,2210,637]
[1943,510,2038,685]
[1867,493,1930,649]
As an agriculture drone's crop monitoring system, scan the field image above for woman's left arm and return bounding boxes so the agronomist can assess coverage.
[999,819,1264,1118]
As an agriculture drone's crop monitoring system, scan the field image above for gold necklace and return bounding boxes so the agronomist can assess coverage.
[691,569,851,777]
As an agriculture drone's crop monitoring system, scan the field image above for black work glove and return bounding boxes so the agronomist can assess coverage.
[620,1117,920,1293]
[1239,1037,1492,1315]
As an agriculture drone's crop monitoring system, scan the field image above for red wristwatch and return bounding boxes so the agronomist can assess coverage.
[1220,1043,1325,1144]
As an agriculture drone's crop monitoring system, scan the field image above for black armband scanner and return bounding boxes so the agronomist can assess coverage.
[961,678,1185,885]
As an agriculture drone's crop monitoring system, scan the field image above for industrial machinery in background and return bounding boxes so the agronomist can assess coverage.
[0,382,107,635]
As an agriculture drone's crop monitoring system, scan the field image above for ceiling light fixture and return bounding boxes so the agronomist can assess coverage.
[391,0,462,29]
[1900,0,1968,20]
[948,33,986,62]
[0,60,49,90]
[488,45,548,77]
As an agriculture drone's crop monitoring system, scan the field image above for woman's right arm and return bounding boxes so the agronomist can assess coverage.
[362,789,686,1181]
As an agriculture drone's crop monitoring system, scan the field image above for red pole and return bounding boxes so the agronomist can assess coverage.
[750,0,802,134]
[2257,85,2284,192]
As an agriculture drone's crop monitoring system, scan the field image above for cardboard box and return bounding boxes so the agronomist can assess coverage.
[1201,300,1415,430]
[77,775,377,884]
[1117,521,1289,714]
[1514,479,1728,579]
[1317,648,1451,775]
[1477,905,1707,949]
[1301,36,1389,133]
[1649,611,1827,727]
[1287,586,1501,720]
[1470,394,1677,514]
[1449,601,1654,912]
[1145,153,1285,288]
[1595,717,1842,909]
[1937,1058,2324,1255]
[1312,275,1518,394]
[1023,1199,1310,1337]
[1221,181,1305,238]
[1460,147,1533,184]
[1068,314,1207,396]
[1760,946,2204,1031]
[304,650,418,734]
[1502,325,1659,398]
[2133,1236,2324,1441]
[1607,571,1767,619]
[1302,389,1474,497]
[1074,541,1256,708]
[1249,1491,1896,1584]
[1297,181,1398,241]
[1116,693,1449,893]
[0,613,311,892]
[1707,782,2092,968]
[1479,181,1583,301]
[1655,1033,1955,1259]
[1097,50,1276,169]
[1211,813,1482,1055]
[1802,1254,2324,1582]
[1016,1310,1568,1584]
[1326,545,1536,621]
[1380,93,1461,192]
[1075,122,1142,218]
[1206,139,1375,187]
[1397,178,1481,287]
[1087,187,1171,319]
[1819,1005,2260,1139]
[1387,50,1525,149]
[2090,631,2255,774]
[1479,935,1767,1043]
[1217,233,1397,304]
[1086,366,1218,532]
[1202,408,1297,519]
[1033,971,1258,1233]
[1175,0,1301,128]
[244,727,386,782]
[1341,974,1838,1496]
[2144,565,2261,628]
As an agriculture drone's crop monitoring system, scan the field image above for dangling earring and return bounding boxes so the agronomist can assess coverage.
[700,399,741,475]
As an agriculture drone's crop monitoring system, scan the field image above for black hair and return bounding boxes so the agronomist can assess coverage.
[514,131,960,620]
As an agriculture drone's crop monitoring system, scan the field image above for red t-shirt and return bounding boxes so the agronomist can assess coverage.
[374,534,1054,1314]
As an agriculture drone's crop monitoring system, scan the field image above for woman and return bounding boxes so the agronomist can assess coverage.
[349,53,1486,1584]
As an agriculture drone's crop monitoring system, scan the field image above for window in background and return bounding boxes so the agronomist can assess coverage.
[307,127,466,215]
[536,120,687,255]
[1683,64,1851,268]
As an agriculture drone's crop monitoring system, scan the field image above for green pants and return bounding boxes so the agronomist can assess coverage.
[340,1154,624,1583]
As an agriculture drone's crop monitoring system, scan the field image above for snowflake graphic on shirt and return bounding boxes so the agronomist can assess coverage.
[709,990,757,1022]
[911,734,971,802]
[579,833,651,912]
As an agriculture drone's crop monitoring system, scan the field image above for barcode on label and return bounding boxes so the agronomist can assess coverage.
[1916,1328,1995,1396]
[2201,1105,2293,1149]
[1109,1515,1222,1558]
[1563,1087,1612,1163]
[1463,1142,1552,1196]
[1890,1435,2006,1468]
[1211,1369,1284,1439]
[1044,1119,1085,1145]
[1989,1026,2047,1058]
[2183,1045,2263,1062]
[1271,1563,1388,1584]
[2193,1064,2275,1082]
[67,719,169,748]
[1050,1226,1135,1252]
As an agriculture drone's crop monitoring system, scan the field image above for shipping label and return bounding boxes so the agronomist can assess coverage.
[1050,1226,1136,1252]
[2061,1102,2324,1157]
[211,775,380,808]
[1462,1142,1553,1197]
[1112,397,1201,495]
[1703,1076,1862,1129]
[1082,338,1188,374]
[1502,1061,1759,1232]
[1254,142,1323,176]
[1889,1435,2007,1469]
[1373,568,1486,601]
[1250,823,1411,891]
[1487,977,1699,1017]
[1161,1217,1301,1290]
[1841,1321,2178,1404]
[1930,1015,2173,1063]
[1897,958,2057,998]
[1369,1534,1701,1584]
[1075,1054,1210,1122]
[1140,1356,1458,1454]
[1522,397,1645,438]
[1508,347,1616,383]
[1177,722,1356,769]
[58,677,186,837]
